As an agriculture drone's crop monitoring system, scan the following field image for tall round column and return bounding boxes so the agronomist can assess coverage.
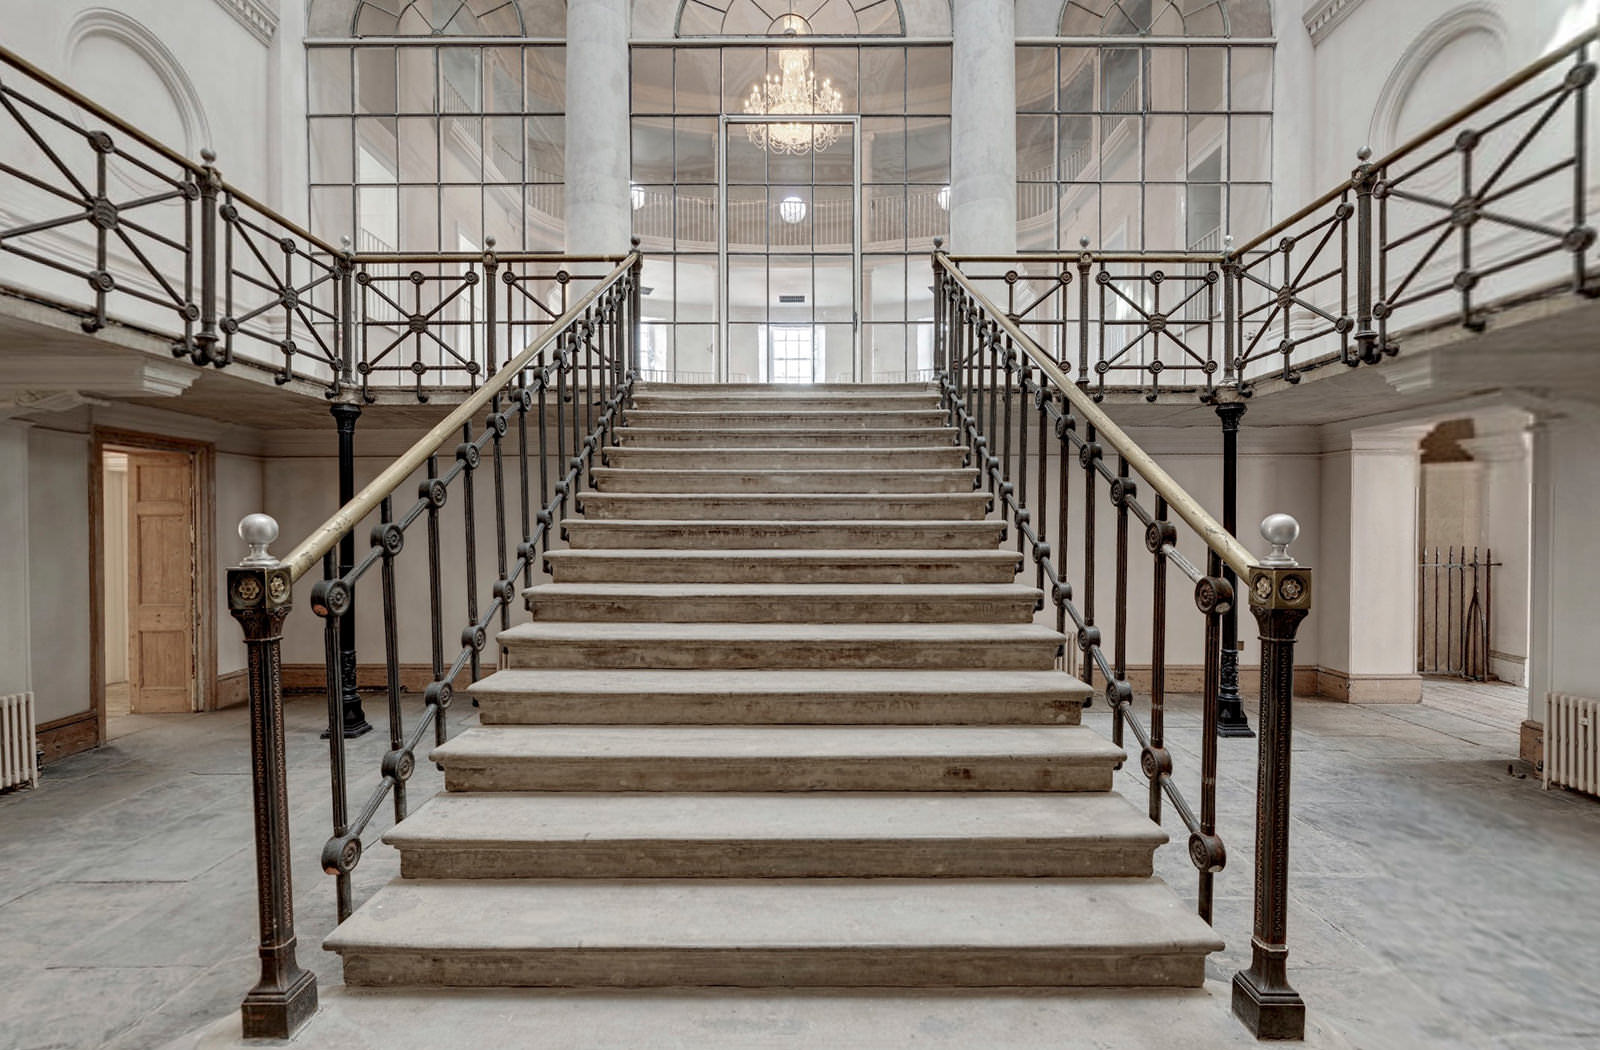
[949,0,1016,254]
[565,0,632,254]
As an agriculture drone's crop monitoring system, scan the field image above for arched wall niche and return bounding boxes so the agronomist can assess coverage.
[1367,2,1510,156]
[307,0,566,38]
[63,8,212,161]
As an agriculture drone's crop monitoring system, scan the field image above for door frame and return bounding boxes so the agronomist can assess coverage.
[90,428,215,735]
[718,114,863,383]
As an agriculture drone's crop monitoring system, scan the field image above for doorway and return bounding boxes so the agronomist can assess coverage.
[96,433,213,730]
[721,114,860,383]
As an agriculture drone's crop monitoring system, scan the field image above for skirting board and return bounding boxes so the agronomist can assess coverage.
[37,712,98,764]
[1520,719,1544,768]
[216,669,250,709]
[1120,665,1319,697]
[1312,669,1424,703]
[283,664,446,694]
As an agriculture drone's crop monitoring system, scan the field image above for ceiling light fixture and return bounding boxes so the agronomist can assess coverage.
[778,195,808,224]
[743,14,842,155]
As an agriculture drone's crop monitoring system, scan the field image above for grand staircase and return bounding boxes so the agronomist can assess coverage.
[324,382,1223,991]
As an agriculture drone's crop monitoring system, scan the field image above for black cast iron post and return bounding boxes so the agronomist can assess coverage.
[1233,514,1311,1041]
[228,514,318,1039]
[327,400,372,738]
[1216,400,1254,738]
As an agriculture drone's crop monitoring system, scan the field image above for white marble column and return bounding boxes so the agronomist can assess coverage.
[564,0,632,255]
[949,0,1016,254]
[1316,423,1430,702]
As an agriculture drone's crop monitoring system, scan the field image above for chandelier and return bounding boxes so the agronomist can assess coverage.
[743,17,843,154]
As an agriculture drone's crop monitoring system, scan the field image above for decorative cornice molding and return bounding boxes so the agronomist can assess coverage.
[1302,0,1367,45]
[213,0,279,45]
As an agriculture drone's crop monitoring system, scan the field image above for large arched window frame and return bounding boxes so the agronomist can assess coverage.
[306,0,568,253]
[677,0,906,37]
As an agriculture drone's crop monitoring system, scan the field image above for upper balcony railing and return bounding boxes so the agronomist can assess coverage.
[0,42,618,402]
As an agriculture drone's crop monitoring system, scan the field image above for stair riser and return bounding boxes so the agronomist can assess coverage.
[525,593,1038,624]
[439,757,1114,793]
[626,411,949,429]
[396,842,1152,880]
[339,948,1205,989]
[544,554,1021,584]
[590,470,976,494]
[474,694,1082,726]
[619,429,958,449]
[601,448,968,469]
[563,523,1007,550]
[501,637,1061,671]
[630,397,941,413]
[637,383,934,394]
[578,495,991,521]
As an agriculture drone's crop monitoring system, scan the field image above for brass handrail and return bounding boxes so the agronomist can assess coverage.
[935,251,1256,578]
[280,252,640,582]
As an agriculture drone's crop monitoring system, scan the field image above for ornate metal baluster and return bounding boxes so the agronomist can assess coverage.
[376,496,405,821]
[1080,422,1099,688]
[1196,549,1229,924]
[314,550,353,922]
[1112,455,1130,753]
[459,421,480,684]
[1148,495,1173,822]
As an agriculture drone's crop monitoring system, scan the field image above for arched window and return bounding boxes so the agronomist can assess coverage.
[352,0,526,36]
[678,0,905,37]
[1059,0,1272,38]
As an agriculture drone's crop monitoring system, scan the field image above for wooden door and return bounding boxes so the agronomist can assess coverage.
[127,450,196,713]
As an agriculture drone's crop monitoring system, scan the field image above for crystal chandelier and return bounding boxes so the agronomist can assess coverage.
[743,17,843,155]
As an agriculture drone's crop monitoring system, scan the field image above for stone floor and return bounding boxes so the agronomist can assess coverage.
[1,679,1596,1050]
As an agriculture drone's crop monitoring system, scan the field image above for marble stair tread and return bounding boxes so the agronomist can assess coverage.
[600,446,969,469]
[576,492,991,521]
[542,547,1022,583]
[382,792,1165,878]
[616,427,960,448]
[635,382,936,394]
[467,667,1087,725]
[624,410,950,429]
[560,519,1008,550]
[588,467,976,493]
[523,581,1042,623]
[629,395,942,412]
[325,877,1224,988]
[496,620,1065,670]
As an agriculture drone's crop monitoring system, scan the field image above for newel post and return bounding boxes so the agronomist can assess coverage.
[1233,513,1311,1041]
[228,514,317,1039]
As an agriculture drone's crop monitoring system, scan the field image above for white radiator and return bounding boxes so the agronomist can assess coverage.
[1545,692,1599,796]
[1,692,39,791]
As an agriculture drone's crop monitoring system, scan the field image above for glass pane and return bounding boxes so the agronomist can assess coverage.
[525,183,563,249]
[400,186,439,250]
[723,49,766,114]
[814,257,853,322]
[355,47,397,115]
[727,186,767,252]
[728,324,763,382]
[675,185,718,250]
[1102,115,1141,180]
[439,116,482,181]
[769,148,813,191]
[675,325,717,379]
[1186,182,1224,248]
[675,256,717,321]
[355,117,398,183]
[632,118,675,183]
[1188,114,1225,175]
[814,49,859,114]
[310,118,353,183]
[863,255,907,321]
[1229,184,1271,242]
[812,185,853,253]
[483,47,521,113]
[1143,183,1184,250]
[1017,115,1055,182]
[631,184,674,250]
[524,47,564,113]
[1144,115,1186,182]
[1101,48,1141,112]
[866,324,909,380]
[1059,48,1096,112]
[676,49,721,114]
[906,184,948,251]
[820,322,853,381]
[485,116,521,183]
[769,259,813,322]
[864,118,905,183]
[356,185,397,248]
[439,48,482,113]
[484,182,523,248]
[631,48,673,113]
[1231,115,1271,181]
[866,185,907,252]
[1231,48,1274,111]
[1016,47,1056,112]
[1102,183,1142,249]
[310,186,354,243]
[905,47,951,114]
[1189,48,1226,112]
[1018,182,1056,250]
[813,132,855,186]
[726,125,767,183]
[727,255,766,322]
[399,47,436,114]
[905,117,950,183]
[526,115,563,179]
[675,118,717,182]
[398,116,438,183]
[1059,182,1099,249]
[860,47,905,113]
[440,185,482,249]
[1059,115,1097,181]
[771,189,813,251]
[1149,47,1184,111]
[308,49,351,115]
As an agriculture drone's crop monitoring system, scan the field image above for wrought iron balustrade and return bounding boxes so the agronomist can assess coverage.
[936,252,1312,1040]
[224,251,641,1039]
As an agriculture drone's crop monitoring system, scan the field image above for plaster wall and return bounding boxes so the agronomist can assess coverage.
[0,424,33,699]
[1527,409,1600,722]
[26,428,93,726]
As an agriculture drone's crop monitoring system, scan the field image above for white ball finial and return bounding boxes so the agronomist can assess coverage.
[1259,513,1300,567]
[239,513,280,567]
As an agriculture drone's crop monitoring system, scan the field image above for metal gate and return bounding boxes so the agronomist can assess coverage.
[1418,546,1499,680]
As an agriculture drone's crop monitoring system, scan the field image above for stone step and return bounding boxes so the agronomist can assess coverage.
[326,877,1223,988]
[561,519,1007,550]
[576,492,991,521]
[630,393,941,413]
[498,621,1064,670]
[601,446,968,470]
[635,382,935,395]
[384,793,1163,879]
[589,467,976,494]
[543,548,1022,584]
[467,668,1087,725]
[625,409,949,430]
[618,427,959,449]
[431,725,1122,793]
[525,583,1041,623]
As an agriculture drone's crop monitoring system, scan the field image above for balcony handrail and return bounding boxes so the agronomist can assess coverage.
[280,251,640,583]
[1235,24,1598,257]
[935,251,1254,578]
